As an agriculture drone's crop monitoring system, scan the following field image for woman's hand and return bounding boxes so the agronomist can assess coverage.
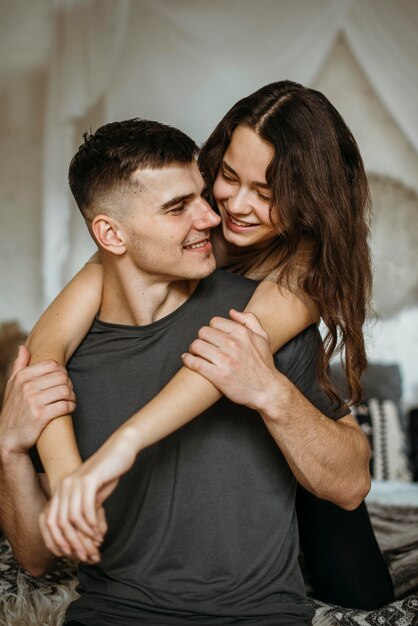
[39,428,138,562]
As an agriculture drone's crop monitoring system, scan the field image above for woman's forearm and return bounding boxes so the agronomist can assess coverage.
[27,262,103,491]
[26,337,82,489]
[120,367,222,452]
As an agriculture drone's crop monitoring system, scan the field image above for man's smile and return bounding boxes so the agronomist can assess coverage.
[183,236,212,252]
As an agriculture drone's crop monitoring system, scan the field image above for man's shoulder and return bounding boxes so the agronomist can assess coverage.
[274,324,321,379]
[275,325,347,420]
[191,270,259,323]
[206,269,259,296]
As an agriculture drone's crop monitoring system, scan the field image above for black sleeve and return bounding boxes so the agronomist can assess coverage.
[29,445,45,473]
[273,325,350,421]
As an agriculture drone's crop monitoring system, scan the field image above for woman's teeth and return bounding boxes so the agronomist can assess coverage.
[229,215,255,227]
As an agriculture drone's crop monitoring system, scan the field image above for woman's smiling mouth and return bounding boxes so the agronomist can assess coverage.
[225,210,259,231]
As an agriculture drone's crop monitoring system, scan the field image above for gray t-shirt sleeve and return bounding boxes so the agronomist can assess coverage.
[274,325,350,420]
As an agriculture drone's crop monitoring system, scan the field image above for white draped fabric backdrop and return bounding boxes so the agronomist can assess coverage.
[43,0,418,304]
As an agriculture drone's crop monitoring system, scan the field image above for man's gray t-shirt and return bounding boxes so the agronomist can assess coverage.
[65,270,342,626]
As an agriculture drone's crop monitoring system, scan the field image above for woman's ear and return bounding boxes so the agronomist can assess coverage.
[91,214,127,256]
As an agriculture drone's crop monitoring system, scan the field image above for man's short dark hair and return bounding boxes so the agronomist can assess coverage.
[68,118,199,220]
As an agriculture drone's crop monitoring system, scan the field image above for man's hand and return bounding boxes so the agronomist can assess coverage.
[184,311,370,510]
[182,309,278,411]
[0,346,77,575]
[0,346,77,456]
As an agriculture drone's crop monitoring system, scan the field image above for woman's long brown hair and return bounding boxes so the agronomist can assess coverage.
[199,81,372,405]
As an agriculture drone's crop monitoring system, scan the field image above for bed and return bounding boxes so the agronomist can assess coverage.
[311,482,418,626]
[1,483,417,626]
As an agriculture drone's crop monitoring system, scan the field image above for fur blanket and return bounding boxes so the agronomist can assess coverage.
[1,503,417,626]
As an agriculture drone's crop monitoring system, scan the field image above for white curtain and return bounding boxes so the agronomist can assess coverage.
[106,0,351,142]
[42,0,418,305]
[42,0,131,304]
[343,0,418,154]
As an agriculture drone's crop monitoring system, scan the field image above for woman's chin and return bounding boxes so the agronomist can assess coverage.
[222,227,252,247]
[222,224,276,250]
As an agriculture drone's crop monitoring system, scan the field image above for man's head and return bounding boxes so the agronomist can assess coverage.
[69,119,220,281]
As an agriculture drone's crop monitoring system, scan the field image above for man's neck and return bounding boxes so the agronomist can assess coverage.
[99,257,200,326]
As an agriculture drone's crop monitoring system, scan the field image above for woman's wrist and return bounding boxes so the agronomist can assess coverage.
[49,459,83,494]
[116,424,144,455]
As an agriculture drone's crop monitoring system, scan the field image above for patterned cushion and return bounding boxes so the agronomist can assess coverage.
[353,399,412,481]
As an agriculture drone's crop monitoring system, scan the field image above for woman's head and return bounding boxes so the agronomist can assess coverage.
[200,80,368,248]
[200,80,372,404]
[211,125,277,248]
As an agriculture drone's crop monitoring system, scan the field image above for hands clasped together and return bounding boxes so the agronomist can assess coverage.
[3,311,273,563]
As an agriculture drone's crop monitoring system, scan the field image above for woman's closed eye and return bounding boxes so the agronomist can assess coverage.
[256,190,271,202]
[221,169,237,183]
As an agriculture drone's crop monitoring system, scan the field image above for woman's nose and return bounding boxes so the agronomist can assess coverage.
[227,188,251,215]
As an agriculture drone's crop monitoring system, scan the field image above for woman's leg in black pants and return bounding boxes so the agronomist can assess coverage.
[296,485,395,609]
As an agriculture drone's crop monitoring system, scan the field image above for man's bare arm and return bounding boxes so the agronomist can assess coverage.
[0,453,55,576]
[183,311,371,510]
[0,347,101,574]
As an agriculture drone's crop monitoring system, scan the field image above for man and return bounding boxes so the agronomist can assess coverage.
[0,119,370,625]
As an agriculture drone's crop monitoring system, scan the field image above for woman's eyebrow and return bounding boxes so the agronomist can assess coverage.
[222,160,237,176]
[222,160,270,189]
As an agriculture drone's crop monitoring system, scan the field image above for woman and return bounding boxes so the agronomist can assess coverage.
[29,81,394,609]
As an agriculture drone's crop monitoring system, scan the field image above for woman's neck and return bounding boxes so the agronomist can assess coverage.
[212,228,284,281]
[212,227,277,260]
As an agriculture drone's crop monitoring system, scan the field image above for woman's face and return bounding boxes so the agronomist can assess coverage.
[213,125,278,248]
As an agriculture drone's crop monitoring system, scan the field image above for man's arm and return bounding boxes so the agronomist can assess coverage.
[182,309,371,510]
[0,347,78,575]
[0,455,55,576]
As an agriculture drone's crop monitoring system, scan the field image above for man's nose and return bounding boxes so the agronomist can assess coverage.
[194,199,221,230]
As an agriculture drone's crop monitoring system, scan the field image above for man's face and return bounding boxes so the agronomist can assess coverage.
[122,162,221,282]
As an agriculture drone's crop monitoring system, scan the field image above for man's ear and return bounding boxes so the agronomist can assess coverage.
[91,214,127,255]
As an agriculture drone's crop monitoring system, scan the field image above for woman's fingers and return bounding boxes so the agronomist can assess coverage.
[96,506,108,537]
[79,475,102,534]
[39,476,103,563]
[39,495,70,557]
[64,479,99,545]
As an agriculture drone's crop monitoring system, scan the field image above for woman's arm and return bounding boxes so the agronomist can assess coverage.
[26,260,103,492]
[40,281,316,551]
[101,282,317,449]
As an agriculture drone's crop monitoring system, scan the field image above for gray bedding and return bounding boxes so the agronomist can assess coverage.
[311,503,418,625]
[0,503,417,626]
